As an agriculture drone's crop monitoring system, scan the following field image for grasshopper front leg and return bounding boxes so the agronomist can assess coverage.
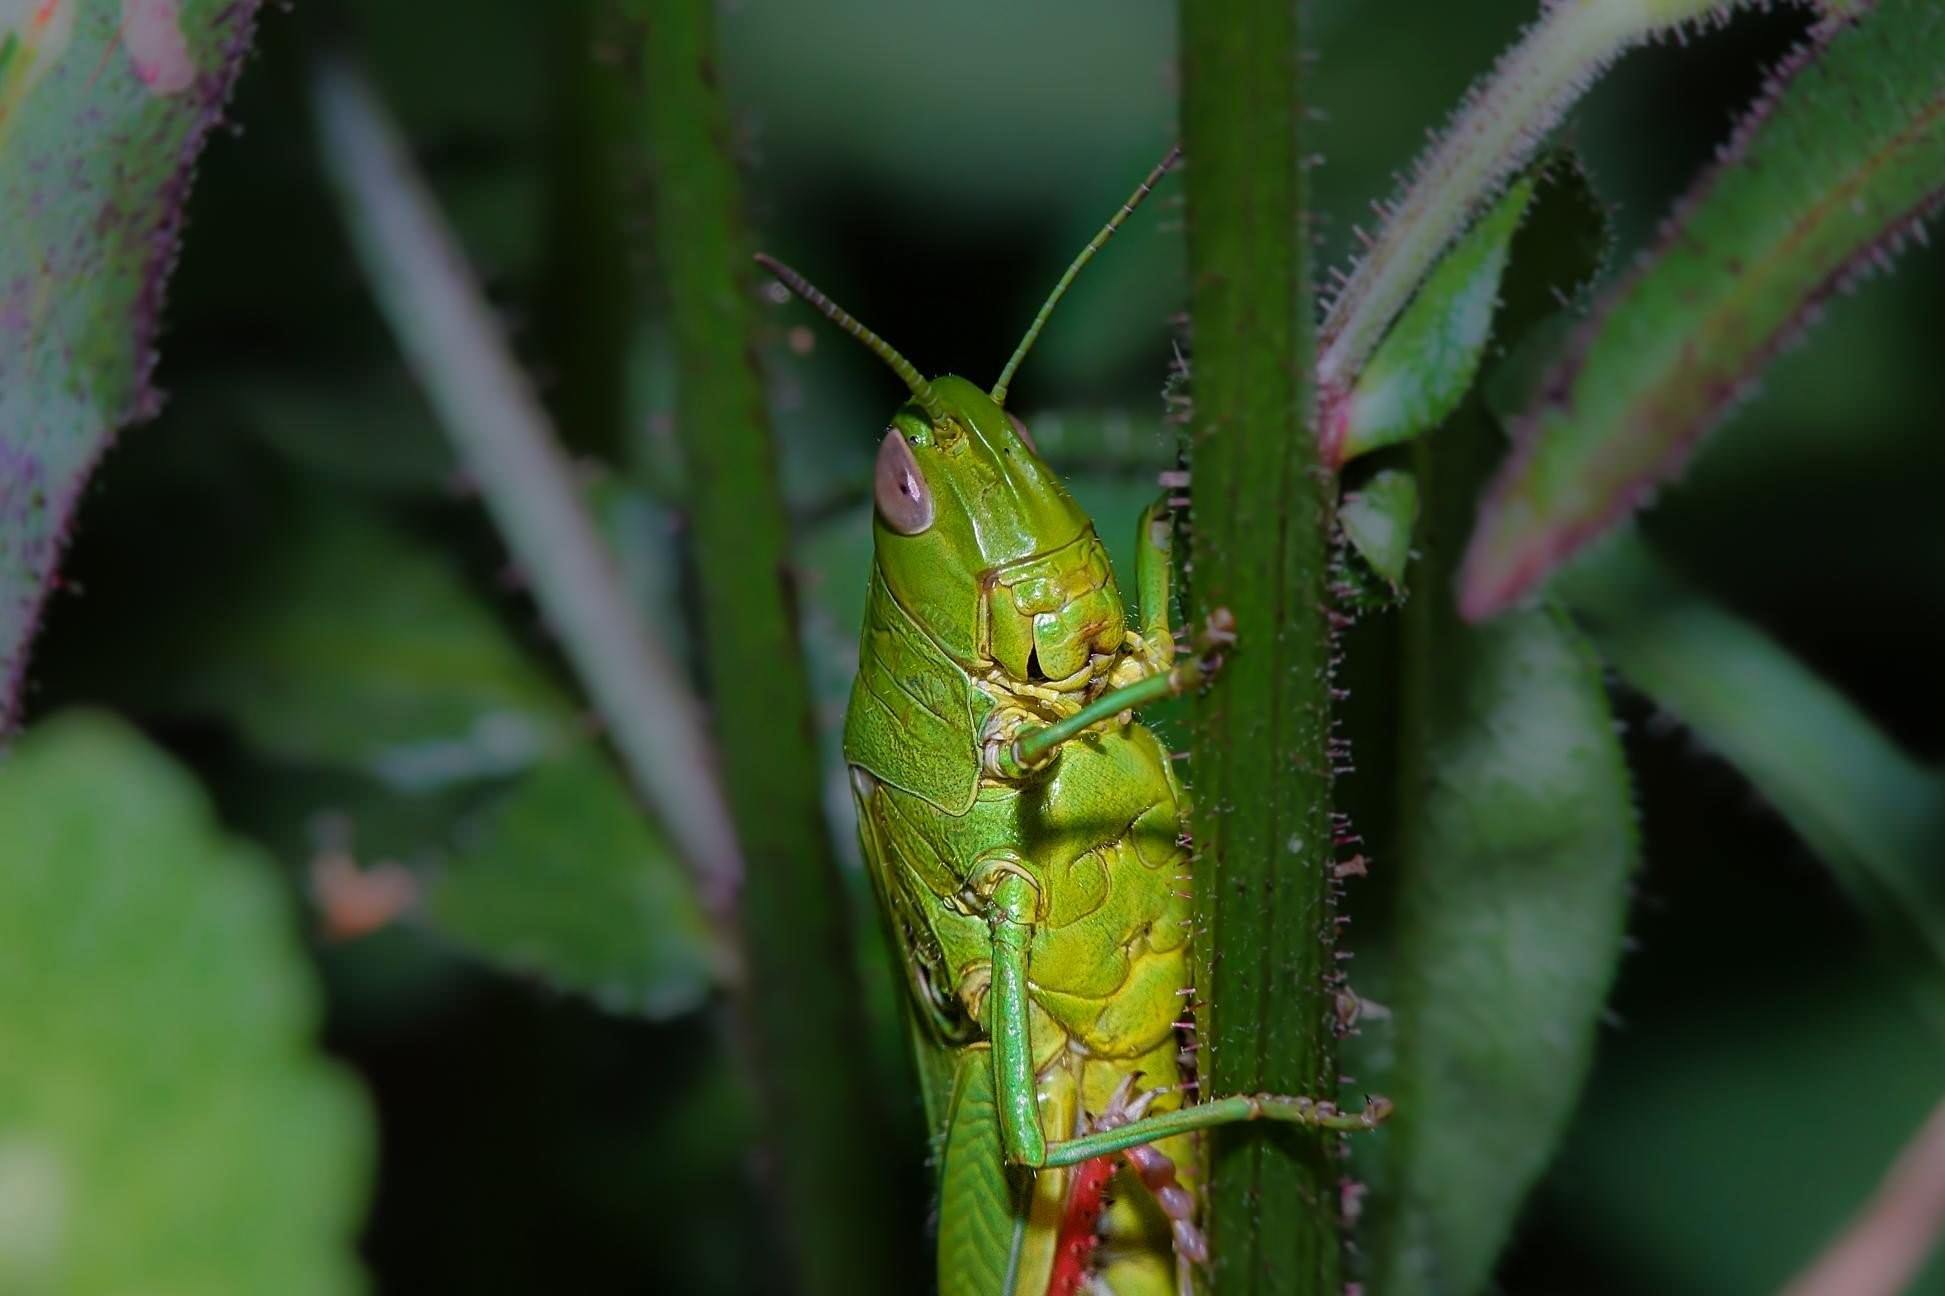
[990,606,1234,780]
[990,498,1221,780]
[1132,496,1178,671]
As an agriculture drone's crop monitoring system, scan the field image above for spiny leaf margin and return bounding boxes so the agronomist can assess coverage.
[1328,179,1534,467]
[1462,0,1945,618]
[1316,0,1767,398]
[0,0,263,728]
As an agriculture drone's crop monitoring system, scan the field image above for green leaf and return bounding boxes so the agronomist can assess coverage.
[1562,534,1945,1017]
[1316,0,1751,395]
[1548,967,1945,1292]
[1012,408,1178,478]
[0,711,372,1294]
[1462,0,1945,618]
[1340,468,1420,592]
[162,498,580,790]
[0,0,263,725]
[1360,409,1637,1296]
[1332,179,1533,466]
[238,372,457,494]
[426,742,725,1019]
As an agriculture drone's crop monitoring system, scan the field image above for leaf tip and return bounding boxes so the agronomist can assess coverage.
[1456,489,1554,622]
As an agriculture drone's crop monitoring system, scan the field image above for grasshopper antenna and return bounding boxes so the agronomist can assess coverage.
[990,144,1182,408]
[754,253,949,425]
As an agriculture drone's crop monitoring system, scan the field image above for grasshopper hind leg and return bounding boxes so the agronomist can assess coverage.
[1085,1066,1204,1296]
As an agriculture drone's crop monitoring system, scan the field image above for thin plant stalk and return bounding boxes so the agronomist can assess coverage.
[1180,2,1344,1291]
[631,1,919,1292]
[310,56,742,926]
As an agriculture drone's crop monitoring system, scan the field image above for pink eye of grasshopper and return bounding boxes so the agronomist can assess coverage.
[873,429,934,534]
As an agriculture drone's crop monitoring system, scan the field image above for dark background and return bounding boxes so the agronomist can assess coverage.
[28,0,1944,1292]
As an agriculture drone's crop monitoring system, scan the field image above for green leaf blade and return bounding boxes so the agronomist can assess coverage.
[0,711,373,1295]
[0,0,263,725]
[426,743,726,1020]
[1462,0,1945,618]
[1562,535,1945,1010]
[157,499,581,791]
[1362,412,1638,1296]
[1332,179,1533,466]
[1340,468,1420,592]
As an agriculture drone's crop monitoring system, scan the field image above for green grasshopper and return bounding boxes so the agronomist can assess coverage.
[759,150,1388,1296]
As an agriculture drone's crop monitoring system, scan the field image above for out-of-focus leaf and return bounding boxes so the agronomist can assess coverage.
[1014,408,1177,478]
[426,742,726,1019]
[164,499,580,790]
[0,0,263,726]
[1341,469,1420,592]
[1462,0,1945,618]
[1332,179,1533,466]
[1360,408,1637,1296]
[1563,534,1945,1017]
[314,52,741,906]
[0,710,372,1295]
[236,371,457,493]
[1546,968,1945,1293]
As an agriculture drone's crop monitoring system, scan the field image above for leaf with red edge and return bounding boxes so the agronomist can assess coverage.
[1460,0,1945,620]
[0,0,262,726]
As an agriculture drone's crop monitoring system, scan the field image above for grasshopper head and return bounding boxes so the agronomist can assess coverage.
[872,377,1125,690]
[753,150,1178,693]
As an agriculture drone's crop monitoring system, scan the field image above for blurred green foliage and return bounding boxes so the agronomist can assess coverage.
[0,713,371,1294]
[7,0,1943,1292]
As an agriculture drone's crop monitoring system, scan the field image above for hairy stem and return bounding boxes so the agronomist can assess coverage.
[1180,2,1341,1292]
[631,3,919,1292]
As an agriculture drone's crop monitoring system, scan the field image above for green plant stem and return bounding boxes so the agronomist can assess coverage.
[631,4,917,1293]
[309,57,743,926]
[1179,3,1341,1292]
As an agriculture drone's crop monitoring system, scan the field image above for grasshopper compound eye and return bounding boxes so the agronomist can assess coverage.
[874,429,934,535]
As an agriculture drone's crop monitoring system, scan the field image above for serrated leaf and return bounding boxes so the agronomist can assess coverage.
[426,742,725,1019]
[1462,0,1945,618]
[1360,409,1637,1296]
[1562,533,1945,1017]
[0,0,263,725]
[1340,469,1420,592]
[162,498,580,791]
[1332,179,1533,466]
[0,710,373,1294]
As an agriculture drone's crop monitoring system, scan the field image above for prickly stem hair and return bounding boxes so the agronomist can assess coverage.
[753,253,949,424]
[990,143,1183,407]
